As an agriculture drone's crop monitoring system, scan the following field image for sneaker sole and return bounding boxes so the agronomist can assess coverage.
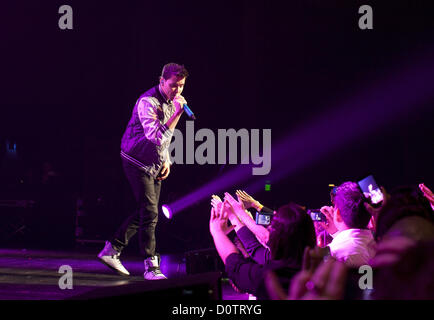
[144,277,168,280]
[98,256,130,276]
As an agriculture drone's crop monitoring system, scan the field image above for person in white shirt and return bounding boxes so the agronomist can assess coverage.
[319,181,376,267]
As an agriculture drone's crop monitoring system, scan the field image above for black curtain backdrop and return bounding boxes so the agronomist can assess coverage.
[1,0,433,253]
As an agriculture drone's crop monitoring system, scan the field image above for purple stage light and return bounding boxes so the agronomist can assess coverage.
[161,204,173,219]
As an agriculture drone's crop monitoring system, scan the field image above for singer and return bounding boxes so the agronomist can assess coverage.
[97,63,189,280]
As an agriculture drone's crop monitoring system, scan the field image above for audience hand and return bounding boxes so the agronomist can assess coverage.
[218,195,244,230]
[318,206,338,235]
[235,190,262,211]
[209,200,234,236]
[224,192,245,214]
[211,194,223,212]
[211,194,222,202]
[419,183,434,208]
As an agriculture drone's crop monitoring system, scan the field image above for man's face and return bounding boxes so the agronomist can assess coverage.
[161,75,186,101]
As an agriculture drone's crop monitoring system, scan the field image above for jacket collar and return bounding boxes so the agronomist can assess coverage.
[157,85,170,104]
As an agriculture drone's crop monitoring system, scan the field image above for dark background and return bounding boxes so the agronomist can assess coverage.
[0,0,433,254]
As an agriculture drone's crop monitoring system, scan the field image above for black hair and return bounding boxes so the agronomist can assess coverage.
[267,202,316,264]
[160,63,189,80]
[375,185,434,241]
[334,181,371,229]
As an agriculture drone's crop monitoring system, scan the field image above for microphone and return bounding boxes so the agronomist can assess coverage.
[183,104,196,120]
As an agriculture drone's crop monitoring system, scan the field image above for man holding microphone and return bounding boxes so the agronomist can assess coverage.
[98,63,188,280]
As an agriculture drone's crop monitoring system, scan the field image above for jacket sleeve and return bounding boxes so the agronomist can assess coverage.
[260,206,275,214]
[237,226,271,265]
[225,253,265,295]
[137,97,173,146]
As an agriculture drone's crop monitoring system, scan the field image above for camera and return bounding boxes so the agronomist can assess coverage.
[308,209,326,222]
[255,211,273,226]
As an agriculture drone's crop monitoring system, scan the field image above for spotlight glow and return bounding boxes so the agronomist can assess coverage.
[161,205,173,219]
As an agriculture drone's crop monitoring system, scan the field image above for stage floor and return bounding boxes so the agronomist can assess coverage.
[0,247,250,300]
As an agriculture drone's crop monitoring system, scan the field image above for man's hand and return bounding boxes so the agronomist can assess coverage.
[157,162,170,180]
[166,95,186,130]
[173,95,187,114]
[318,206,338,236]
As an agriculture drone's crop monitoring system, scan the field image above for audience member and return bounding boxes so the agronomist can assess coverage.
[374,185,434,242]
[211,181,434,300]
[419,183,434,210]
[369,185,434,299]
[264,246,347,300]
[233,190,273,246]
[318,181,376,267]
[209,198,316,299]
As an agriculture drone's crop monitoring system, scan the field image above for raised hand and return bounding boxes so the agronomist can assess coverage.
[235,190,261,210]
[419,183,434,208]
[318,206,338,235]
[209,199,234,236]
[224,192,245,214]
[211,194,223,211]
[157,161,170,180]
[173,95,187,114]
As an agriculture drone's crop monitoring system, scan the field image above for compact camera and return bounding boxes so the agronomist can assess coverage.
[255,211,273,226]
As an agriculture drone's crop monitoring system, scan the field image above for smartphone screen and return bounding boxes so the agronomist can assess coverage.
[358,175,384,204]
[308,210,326,222]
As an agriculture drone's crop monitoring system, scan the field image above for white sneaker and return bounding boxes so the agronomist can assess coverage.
[98,241,130,276]
[144,256,167,280]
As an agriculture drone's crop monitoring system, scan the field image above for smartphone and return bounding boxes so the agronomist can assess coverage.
[255,211,273,226]
[308,209,327,222]
[358,175,384,205]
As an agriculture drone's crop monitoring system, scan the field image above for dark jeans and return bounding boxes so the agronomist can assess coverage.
[111,159,162,258]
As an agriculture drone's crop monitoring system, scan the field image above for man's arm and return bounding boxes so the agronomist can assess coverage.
[137,96,184,146]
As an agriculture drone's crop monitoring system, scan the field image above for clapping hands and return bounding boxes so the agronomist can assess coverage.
[209,195,234,236]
